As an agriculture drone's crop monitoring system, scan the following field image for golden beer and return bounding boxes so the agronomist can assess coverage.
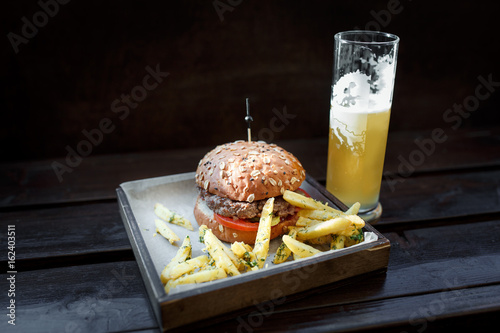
[327,31,399,220]
[326,107,391,211]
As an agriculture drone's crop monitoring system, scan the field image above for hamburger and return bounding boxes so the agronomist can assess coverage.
[193,140,306,244]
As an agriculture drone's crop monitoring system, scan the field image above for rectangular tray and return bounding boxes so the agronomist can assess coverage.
[117,172,390,331]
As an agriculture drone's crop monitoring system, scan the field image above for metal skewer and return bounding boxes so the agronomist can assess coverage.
[245,97,253,142]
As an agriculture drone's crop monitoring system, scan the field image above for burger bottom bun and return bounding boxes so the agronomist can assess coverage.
[194,196,298,245]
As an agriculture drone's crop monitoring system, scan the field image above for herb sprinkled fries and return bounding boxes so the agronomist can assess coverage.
[155,191,366,294]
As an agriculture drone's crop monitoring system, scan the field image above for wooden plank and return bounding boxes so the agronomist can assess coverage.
[379,169,500,224]
[201,284,500,332]
[0,261,158,333]
[0,202,132,262]
[0,147,207,208]
[1,127,500,208]
[384,126,500,175]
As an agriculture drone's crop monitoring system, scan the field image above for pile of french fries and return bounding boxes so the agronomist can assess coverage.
[154,190,366,294]
[273,190,365,263]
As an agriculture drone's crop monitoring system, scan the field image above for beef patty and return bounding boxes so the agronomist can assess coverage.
[198,188,296,220]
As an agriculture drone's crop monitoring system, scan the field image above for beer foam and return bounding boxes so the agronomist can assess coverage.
[331,54,396,114]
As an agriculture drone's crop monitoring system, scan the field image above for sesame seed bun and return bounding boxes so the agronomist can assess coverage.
[195,141,306,203]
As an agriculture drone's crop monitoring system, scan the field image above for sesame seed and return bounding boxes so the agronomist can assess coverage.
[228,158,235,163]
[269,178,277,186]
[219,224,224,232]
[263,157,271,164]
[250,170,261,177]
[278,180,282,187]
[247,194,255,202]
[220,162,225,170]
[204,180,210,190]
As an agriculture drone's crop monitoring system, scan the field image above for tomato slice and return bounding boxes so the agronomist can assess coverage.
[214,213,260,231]
[296,188,311,197]
[213,188,311,232]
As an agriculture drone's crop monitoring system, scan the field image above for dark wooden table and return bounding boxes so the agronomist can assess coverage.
[2,126,500,332]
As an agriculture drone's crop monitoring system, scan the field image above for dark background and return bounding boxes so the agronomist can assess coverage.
[1,0,499,162]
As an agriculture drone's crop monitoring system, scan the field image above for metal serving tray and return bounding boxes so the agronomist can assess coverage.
[117,172,390,331]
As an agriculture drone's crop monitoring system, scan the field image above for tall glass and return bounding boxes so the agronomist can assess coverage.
[326,31,399,222]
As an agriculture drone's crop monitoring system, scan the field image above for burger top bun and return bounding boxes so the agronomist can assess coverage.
[195,141,306,202]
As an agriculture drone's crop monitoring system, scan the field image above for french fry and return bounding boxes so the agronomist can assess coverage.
[346,214,365,228]
[204,229,241,276]
[253,197,274,269]
[337,216,365,237]
[168,255,210,280]
[231,241,253,258]
[296,217,351,240]
[199,224,208,243]
[273,229,297,264]
[345,228,364,247]
[200,227,244,270]
[220,239,245,271]
[330,234,346,250]
[345,202,361,215]
[241,250,259,270]
[231,242,259,270]
[306,234,333,245]
[282,235,322,258]
[293,253,303,260]
[297,202,361,221]
[160,236,192,284]
[165,267,227,294]
[295,216,322,227]
[283,190,341,214]
[154,203,194,231]
[155,219,180,244]
[297,209,344,221]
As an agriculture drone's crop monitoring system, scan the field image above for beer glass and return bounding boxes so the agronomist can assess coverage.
[326,31,399,222]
